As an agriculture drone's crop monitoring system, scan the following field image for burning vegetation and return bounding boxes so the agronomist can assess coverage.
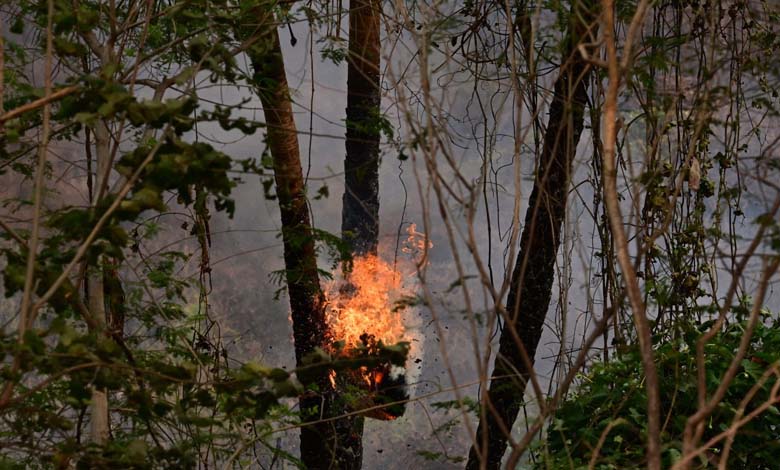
[326,253,406,349]
[323,224,430,420]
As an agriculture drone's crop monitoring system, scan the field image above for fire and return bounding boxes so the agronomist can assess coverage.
[324,224,430,350]
[323,223,429,420]
[325,254,405,347]
[401,222,431,266]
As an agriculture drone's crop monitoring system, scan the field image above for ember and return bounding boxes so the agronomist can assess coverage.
[330,333,410,421]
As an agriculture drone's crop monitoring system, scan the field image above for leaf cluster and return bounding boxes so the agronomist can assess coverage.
[537,316,780,469]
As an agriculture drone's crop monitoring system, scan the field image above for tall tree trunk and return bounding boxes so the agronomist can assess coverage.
[330,1,383,468]
[243,16,337,469]
[466,2,597,468]
[343,0,381,256]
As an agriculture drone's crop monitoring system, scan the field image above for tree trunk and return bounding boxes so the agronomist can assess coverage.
[87,120,112,446]
[87,271,109,445]
[243,17,337,469]
[343,0,382,257]
[466,2,597,468]
[330,1,384,468]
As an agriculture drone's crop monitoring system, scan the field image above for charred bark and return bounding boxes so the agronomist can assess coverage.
[249,29,326,366]
[343,0,381,257]
[242,18,336,469]
[331,1,383,467]
[466,2,598,468]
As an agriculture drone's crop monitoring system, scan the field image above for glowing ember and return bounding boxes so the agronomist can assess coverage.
[402,223,431,265]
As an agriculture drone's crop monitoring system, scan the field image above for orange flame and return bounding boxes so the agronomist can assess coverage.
[325,253,405,348]
[401,223,432,265]
[325,224,430,350]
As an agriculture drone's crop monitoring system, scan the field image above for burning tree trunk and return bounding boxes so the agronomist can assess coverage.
[331,1,384,466]
[241,15,336,468]
[466,2,598,468]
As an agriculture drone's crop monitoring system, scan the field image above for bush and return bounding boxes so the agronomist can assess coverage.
[537,316,780,469]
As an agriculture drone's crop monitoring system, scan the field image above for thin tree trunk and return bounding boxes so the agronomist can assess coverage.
[466,2,597,468]
[87,271,109,445]
[328,0,384,467]
[600,1,661,467]
[343,0,381,256]
[243,17,337,468]
[87,120,112,446]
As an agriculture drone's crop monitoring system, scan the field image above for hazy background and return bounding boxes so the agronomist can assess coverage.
[3,3,779,468]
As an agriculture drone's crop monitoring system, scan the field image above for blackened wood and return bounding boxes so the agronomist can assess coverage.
[343,0,381,257]
[330,1,384,467]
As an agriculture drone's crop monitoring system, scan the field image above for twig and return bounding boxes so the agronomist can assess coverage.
[0,218,26,246]
[0,86,79,125]
[0,0,56,409]
[600,1,661,468]
[681,257,780,468]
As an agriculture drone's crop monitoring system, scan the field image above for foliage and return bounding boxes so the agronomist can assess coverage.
[536,314,780,469]
[2,0,780,468]
[0,0,394,467]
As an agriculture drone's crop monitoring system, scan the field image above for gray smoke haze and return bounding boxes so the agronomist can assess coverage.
[2,3,779,468]
[193,12,611,467]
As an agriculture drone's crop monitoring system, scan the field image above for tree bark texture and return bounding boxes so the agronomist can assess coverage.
[330,1,383,467]
[244,17,338,469]
[87,272,109,445]
[87,120,112,446]
[343,0,381,257]
[466,2,597,468]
